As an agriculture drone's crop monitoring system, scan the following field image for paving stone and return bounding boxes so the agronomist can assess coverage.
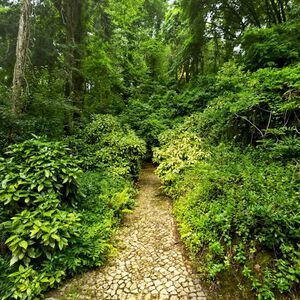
[44,166,206,300]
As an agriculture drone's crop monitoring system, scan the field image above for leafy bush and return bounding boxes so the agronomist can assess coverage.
[153,124,210,194]
[5,194,80,266]
[7,264,65,300]
[242,23,300,71]
[70,114,146,178]
[120,97,171,148]
[0,131,141,299]
[120,78,216,148]
[154,118,300,299]
[0,138,83,300]
[187,62,300,150]
[0,138,81,215]
[172,147,300,299]
[37,171,136,277]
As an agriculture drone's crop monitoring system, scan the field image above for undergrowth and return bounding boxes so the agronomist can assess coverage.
[0,114,145,300]
[153,61,300,299]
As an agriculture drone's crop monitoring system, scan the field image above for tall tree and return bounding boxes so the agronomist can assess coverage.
[52,0,86,131]
[11,0,31,115]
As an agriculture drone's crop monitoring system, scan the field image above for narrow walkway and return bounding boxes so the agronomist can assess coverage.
[47,165,206,300]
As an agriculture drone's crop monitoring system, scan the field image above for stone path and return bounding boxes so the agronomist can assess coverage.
[46,164,206,300]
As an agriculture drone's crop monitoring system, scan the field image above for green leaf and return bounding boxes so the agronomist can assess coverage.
[30,228,40,237]
[58,239,65,250]
[51,234,60,241]
[5,235,19,244]
[40,277,50,283]
[28,248,37,258]
[62,176,69,184]
[19,240,28,250]
[10,255,19,266]
[19,265,25,272]
[38,184,44,192]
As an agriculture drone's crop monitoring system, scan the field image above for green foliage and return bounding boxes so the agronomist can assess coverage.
[5,194,80,267]
[121,76,217,148]
[155,127,300,298]
[7,264,65,300]
[242,23,300,71]
[185,61,300,150]
[72,114,146,177]
[153,126,210,192]
[0,138,83,300]
[0,138,81,215]
[39,171,136,275]
[0,128,141,299]
[152,53,300,299]
[1,1,300,300]
[83,38,125,115]
[175,148,300,299]
[22,67,74,139]
[0,255,11,296]
[120,97,172,148]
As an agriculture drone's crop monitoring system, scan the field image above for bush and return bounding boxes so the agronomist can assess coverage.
[0,129,142,300]
[185,62,300,149]
[5,194,80,266]
[0,113,146,300]
[70,114,146,178]
[173,147,300,299]
[242,24,300,71]
[0,138,82,299]
[39,171,136,275]
[0,138,81,214]
[154,123,300,299]
[153,124,210,195]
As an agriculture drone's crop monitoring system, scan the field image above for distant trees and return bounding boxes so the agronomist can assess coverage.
[0,0,299,146]
[167,0,293,80]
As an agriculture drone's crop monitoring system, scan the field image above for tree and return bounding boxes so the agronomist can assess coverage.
[11,0,31,115]
[52,0,86,131]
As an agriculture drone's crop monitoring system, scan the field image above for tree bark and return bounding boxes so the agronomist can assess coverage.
[11,0,31,115]
[52,0,85,133]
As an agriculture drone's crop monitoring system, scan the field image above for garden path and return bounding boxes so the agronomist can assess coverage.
[46,164,206,300]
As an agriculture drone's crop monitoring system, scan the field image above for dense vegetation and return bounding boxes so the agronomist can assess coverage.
[0,0,299,299]
[152,45,300,299]
[0,115,145,299]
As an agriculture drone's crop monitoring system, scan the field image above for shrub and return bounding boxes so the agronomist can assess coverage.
[70,114,146,178]
[187,62,300,148]
[41,171,137,274]
[0,138,82,299]
[0,132,141,299]
[155,133,300,299]
[5,194,80,266]
[242,24,300,71]
[153,126,210,195]
[0,137,81,216]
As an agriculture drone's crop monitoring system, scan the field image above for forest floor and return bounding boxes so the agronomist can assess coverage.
[46,164,206,300]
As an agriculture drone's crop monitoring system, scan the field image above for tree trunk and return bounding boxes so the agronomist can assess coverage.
[269,0,283,23]
[52,0,85,133]
[11,0,31,115]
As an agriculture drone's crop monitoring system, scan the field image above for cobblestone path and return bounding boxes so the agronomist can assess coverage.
[47,164,206,300]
